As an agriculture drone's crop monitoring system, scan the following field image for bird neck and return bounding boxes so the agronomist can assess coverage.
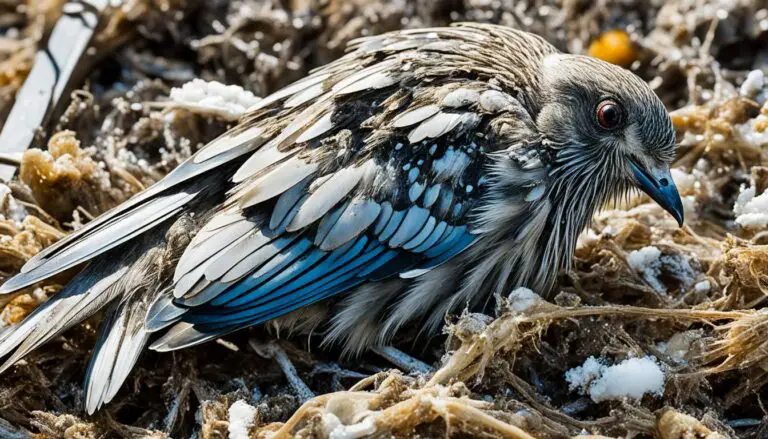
[466,144,621,298]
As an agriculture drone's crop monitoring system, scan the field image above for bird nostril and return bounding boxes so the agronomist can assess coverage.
[659,178,669,187]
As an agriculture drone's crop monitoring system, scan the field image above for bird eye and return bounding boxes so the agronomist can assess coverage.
[596,100,622,130]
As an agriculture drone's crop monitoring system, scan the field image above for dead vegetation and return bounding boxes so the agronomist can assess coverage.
[0,0,767,438]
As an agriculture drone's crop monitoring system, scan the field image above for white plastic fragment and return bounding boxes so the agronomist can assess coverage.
[228,399,258,439]
[565,356,665,403]
[168,79,261,120]
[733,185,768,230]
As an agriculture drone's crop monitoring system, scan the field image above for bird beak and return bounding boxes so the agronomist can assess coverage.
[630,161,684,226]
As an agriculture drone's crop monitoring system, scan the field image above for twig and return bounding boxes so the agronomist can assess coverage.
[249,340,314,403]
[429,305,749,386]
[372,345,432,374]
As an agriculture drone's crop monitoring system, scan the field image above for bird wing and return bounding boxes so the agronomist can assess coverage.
[0,24,511,296]
[0,115,277,295]
[147,28,535,351]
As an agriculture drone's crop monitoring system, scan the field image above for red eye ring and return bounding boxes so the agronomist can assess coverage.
[596,100,622,130]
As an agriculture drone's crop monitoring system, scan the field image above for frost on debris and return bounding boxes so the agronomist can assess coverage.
[168,79,261,120]
[733,185,768,230]
[627,246,664,292]
[566,356,665,402]
[735,114,768,148]
[626,246,695,293]
[507,287,542,312]
[227,399,257,439]
[694,280,711,293]
[0,184,26,224]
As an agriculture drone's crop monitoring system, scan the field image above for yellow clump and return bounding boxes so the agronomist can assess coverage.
[1,286,57,325]
[588,30,637,67]
[0,46,34,88]
[657,410,726,439]
[715,240,768,309]
[19,131,111,220]
[0,216,64,273]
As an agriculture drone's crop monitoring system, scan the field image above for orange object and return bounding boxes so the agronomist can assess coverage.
[588,30,636,67]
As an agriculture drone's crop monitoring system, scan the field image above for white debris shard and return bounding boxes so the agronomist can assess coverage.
[565,356,665,403]
[323,413,378,439]
[168,79,261,120]
[507,287,541,312]
[228,399,258,439]
[733,185,768,230]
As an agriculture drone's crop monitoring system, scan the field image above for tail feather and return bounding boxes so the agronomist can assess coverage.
[144,292,187,332]
[0,117,262,413]
[7,127,264,294]
[84,294,151,414]
[3,190,198,294]
[148,321,229,352]
[0,260,127,373]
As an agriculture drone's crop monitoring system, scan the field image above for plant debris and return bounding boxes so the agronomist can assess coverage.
[1,0,768,438]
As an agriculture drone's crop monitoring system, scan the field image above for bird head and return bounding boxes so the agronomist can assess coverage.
[537,54,683,226]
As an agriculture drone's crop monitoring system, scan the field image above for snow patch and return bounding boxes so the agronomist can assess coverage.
[169,79,261,120]
[627,246,663,292]
[627,246,661,273]
[228,400,257,439]
[733,185,768,230]
[736,114,768,147]
[739,69,767,104]
[626,246,695,293]
[565,356,665,402]
[565,356,604,393]
[323,413,378,439]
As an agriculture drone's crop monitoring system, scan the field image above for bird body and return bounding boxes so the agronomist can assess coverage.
[0,23,682,413]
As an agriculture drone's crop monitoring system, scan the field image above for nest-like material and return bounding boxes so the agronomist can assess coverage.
[1,0,768,438]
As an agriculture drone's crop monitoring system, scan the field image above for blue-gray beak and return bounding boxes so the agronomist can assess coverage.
[630,161,684,226]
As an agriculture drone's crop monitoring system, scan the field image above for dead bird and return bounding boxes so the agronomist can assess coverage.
[0,23,683,413]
